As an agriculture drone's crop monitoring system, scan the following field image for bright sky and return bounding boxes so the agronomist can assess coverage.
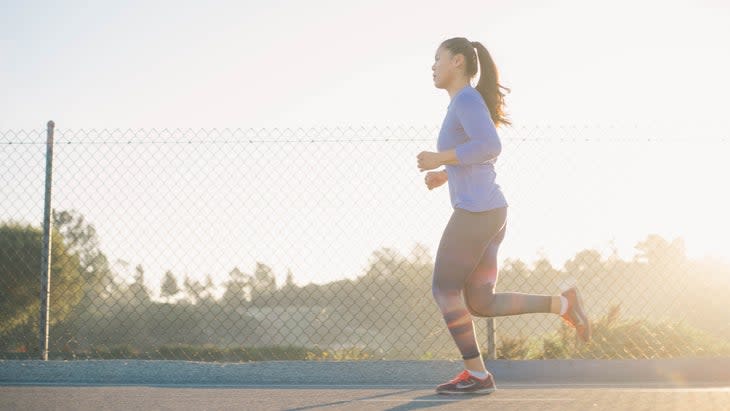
[2,0,729,290]
[3,0,730,129]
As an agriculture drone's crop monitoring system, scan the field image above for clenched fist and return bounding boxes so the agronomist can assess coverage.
[417,151,444,172]
[424,170,448,190]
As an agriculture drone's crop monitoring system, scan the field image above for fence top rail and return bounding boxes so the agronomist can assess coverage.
[1,124,727,145]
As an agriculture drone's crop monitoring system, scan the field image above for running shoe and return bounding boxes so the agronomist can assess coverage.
[435,370,496,395]
[561,286,592,342]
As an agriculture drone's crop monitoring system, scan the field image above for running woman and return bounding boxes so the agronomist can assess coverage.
[417,37,591,395]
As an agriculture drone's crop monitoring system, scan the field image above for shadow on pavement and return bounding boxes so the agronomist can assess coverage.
[383,392,489,411]
[283,388,420,411]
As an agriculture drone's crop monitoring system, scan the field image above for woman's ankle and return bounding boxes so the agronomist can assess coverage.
[463,355,487,374]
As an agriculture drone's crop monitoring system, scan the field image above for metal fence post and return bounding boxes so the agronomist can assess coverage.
[39,120,55,360]
[486,318,496,360]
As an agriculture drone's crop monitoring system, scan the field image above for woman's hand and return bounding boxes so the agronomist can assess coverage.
[425,170,448,190]
[417,151,444,171]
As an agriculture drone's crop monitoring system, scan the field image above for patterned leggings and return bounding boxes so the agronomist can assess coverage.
[431,206,553,360]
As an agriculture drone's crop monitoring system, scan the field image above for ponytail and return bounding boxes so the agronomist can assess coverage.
[470,41,511,127]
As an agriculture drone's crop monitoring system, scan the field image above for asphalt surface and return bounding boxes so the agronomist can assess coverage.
[1,359,729,410]
[2,385,729,410]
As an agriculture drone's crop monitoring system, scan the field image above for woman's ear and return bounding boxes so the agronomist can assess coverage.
[450,53,464,70]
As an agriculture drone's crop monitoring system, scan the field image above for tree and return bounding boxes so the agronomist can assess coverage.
[634,235,686,268]
[251,262,276,305]
[201,275,216,303]
[503,258,530,278]
[222,267,252,307]
[362,248,403,281]
[183,275,210,305]
[52,210,113,301]
[563,249,603,275]
[0,222,82,335]
[284,268,295,288]
[533,258,558,276]
[408,243,433,267]
[160,270,180,302]
[129,264,150,305]
[532,257,561,285]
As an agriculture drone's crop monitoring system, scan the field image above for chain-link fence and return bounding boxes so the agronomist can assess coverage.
[2,123,729,361]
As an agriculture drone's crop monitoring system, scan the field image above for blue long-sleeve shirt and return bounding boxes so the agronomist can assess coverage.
[436,84,508,212]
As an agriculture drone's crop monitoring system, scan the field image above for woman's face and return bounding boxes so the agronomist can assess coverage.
[432,46,462,89]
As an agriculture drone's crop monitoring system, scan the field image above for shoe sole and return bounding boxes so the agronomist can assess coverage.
[436,387,496,395]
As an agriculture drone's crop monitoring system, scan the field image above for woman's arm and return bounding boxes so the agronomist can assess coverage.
[451,93,502,165]
[417,94,502,171]
[435,149,459,165]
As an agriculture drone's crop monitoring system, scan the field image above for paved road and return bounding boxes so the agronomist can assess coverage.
[2,384,729,410]
[1,359,729,410]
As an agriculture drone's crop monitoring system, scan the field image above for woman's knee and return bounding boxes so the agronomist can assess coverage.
[432,285,462,312]
[465,282,497,317]
[432,263,471,309]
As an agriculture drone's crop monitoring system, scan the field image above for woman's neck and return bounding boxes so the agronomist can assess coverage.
[447,79,471,100]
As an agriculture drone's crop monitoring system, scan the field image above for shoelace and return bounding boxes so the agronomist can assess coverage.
[448,370,472,384]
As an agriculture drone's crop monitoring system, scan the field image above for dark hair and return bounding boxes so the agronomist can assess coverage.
[440,37,511,127]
